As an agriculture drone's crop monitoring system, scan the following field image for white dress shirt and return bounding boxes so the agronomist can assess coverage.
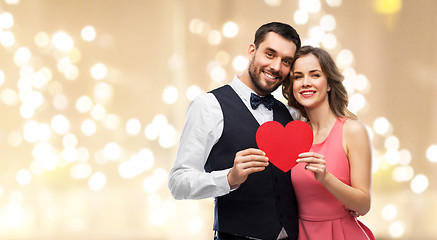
[168,74,298,238]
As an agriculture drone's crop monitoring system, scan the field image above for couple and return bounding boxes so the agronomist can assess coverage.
[168,22,375,240]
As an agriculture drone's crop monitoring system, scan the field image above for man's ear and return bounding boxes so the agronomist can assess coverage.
[247,43,256,60]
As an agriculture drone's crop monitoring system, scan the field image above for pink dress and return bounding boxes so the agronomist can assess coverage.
[291,118,375,240]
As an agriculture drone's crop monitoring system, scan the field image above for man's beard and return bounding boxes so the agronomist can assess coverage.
[248,59,286,96]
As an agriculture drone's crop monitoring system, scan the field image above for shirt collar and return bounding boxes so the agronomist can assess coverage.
[229,74,257,104]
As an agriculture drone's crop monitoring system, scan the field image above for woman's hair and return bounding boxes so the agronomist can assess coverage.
[282,46,357,120]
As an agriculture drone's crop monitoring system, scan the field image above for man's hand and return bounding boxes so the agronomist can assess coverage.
[227,148,269,188]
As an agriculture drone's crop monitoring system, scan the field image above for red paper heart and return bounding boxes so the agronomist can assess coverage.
[256,120,313,172]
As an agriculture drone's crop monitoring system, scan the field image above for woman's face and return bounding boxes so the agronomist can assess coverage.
[291,53,331,110]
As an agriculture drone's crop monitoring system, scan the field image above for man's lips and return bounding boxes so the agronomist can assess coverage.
[263,71,280,82]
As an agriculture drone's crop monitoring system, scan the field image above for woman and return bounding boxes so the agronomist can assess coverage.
[282,46,375,239]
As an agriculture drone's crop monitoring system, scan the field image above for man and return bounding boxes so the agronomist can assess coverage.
[169,22,301,240]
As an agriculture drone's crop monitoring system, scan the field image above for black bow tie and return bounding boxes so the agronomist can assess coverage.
[250,93,275,110]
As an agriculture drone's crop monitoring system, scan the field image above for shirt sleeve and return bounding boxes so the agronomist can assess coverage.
[168,93,231,200]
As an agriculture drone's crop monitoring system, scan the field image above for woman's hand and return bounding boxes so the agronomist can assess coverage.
[297,152,328,182]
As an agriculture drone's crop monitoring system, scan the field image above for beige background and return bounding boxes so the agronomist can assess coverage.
[0,0,436,239]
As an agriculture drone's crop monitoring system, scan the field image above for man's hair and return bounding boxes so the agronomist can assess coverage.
[254,22,301,50]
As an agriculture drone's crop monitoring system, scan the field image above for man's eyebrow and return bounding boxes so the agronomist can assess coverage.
[265,47,294,61]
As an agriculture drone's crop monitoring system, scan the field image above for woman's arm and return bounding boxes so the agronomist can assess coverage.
[297,119,372,215]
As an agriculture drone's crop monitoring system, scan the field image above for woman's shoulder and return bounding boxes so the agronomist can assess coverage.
[342,118,369,140]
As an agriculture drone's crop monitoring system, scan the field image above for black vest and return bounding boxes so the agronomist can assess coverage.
[206,85,299,240]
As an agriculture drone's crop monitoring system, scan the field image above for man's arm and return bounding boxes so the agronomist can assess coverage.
[168,93,231,200]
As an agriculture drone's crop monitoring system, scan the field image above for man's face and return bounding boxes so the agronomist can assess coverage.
[247,32,297,96]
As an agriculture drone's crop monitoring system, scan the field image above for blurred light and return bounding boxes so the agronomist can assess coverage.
[299,0,321,13]
[308,26,324,43]
[119,149,154,178]
[5,0,20,5]
[382,204,397,221]
[57,57,73,72]
[168,54,183,71]
[354,74,370,92]
[143,176,159,194]
[52,31,74,51]
[102,113,121,130]
[51,114,71,134]
[186,85,203,101]
[392,165,414,182]
[294,9,309,25]
[76,95,94,113]
[389,220,405,238]
[159,124,177,148]
[88,172,106,191]
[1,88,19,105]
[207,30,222,45]
[326,0,342,7]
[0,12,14,29]
[0,69,4,85]
[53,93,69,110]
[210,65,226,83]
[32,69,51,89]
[399,149,412,165]
[265,0,281,6]
[216,50,230,66]
[348,93,366,113]
[189,18,206,35]
[342,78,354,94]
[149,208,168,226]
[6,202,23,227]
[64,64,79,80]
[426,144,437,162]
[385,135,400,150]
[373,117,391,135]
[90,63,108,80]
[16,169,32,186]
[36,123,52,141]
[63,133,78,147]
[385,149,400,165]
[336,49,354,68]
[62,147,78,162]
[81,119,97,136]
[162,85,179,104]
[93,82,113,104]
[126,118,141,136]
[233,55,248,72]
[187,216,203,234]
[374,0,402,15]
[32,142,57,171]
[35,32,50,47]
[7,131,22,147]
[104,142,122,160]
[222,21,239,38]
[410,174,429,194]
[91,104,107,121]
[0,30,15,47]
[320,14,336,31]
[23,120,39,143]
[14,47,32,66]
[19,103,35,119]
[321,33,337,49]
[81,25,97,41]
[77,147,90,162]
[71,163,92,179]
